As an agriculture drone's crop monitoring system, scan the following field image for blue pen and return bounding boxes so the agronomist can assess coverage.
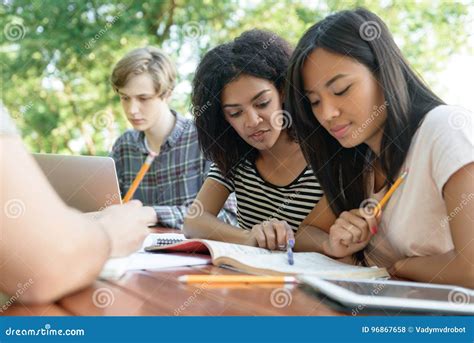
[287,238,294,265]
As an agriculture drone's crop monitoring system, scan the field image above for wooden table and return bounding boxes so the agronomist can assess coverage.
[2,229,346,316]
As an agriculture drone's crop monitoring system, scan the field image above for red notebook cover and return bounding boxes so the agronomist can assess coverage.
[154,240,211,254]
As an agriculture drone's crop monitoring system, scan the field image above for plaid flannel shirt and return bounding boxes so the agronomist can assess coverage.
[110,111,237,229]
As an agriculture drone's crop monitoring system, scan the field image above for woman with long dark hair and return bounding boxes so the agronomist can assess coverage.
[183,30,324,251]
[286,8,473,287]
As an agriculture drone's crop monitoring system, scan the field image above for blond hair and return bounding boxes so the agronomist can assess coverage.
[111,46,176,98]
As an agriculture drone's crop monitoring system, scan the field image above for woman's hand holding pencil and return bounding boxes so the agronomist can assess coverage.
[323,169,408,259]
[323,208,380,258]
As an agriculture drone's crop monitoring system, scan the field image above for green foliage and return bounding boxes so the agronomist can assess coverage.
[0,0,471,155]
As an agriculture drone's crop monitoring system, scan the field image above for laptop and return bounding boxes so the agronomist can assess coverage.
[33,153,122,212]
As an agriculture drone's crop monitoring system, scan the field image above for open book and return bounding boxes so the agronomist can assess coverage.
[145,239,389,279]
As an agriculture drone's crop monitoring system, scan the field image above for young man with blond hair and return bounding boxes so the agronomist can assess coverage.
[110,46,236,229]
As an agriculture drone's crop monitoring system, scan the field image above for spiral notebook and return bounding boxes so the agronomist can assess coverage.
[141,233,186,249]
[100,233,204,279]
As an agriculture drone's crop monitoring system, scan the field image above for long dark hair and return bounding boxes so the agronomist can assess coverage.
[286,8,444,218]
[192,29,294,175]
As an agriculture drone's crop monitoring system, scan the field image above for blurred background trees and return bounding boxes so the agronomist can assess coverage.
[1,0,472,155]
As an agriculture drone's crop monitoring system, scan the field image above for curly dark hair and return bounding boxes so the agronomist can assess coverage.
[192,29,294,175]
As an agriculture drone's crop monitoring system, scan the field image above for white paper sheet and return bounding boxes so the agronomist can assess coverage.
[100,252,210,279]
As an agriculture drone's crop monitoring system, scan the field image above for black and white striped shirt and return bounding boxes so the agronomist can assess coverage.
[208,160,324,231]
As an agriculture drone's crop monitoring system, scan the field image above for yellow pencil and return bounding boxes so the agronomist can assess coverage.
[373,169,408,218]
[122,152,157,203]
[177,275,297,284]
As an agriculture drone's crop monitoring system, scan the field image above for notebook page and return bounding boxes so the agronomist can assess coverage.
[201,239,275,258]
[227,252,383,275]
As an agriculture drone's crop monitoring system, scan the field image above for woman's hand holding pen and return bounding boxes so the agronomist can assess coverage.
[322,208,381,258]
[249,218,295,251]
